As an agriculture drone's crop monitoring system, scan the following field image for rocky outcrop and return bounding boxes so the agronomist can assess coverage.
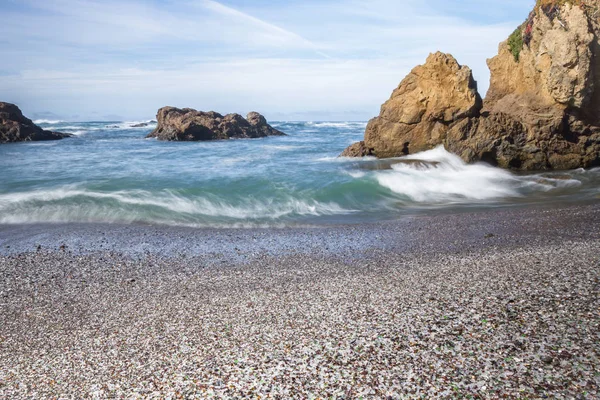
[340,141,374,157]
[477,1,600,169]
[0,102,71,143]
[486,2,597,114]
[147,107,285,141]
[358,52,482,159]
[342,1,600,170]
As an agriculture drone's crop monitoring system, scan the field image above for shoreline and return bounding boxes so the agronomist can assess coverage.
[1,202,598,260]
[1,203,599,398]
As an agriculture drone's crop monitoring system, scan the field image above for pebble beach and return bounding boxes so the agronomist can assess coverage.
[1,203,599,399]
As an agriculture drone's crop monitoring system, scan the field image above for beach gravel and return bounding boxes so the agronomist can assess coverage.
[0,205,599,399]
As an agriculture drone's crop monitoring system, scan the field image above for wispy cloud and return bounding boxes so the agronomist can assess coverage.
[199,0,330,57]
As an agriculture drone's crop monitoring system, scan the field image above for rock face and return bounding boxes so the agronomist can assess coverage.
[0,102,71,143]
[147,107,285,141]
[340,141,374,157]
[478,1,600,170]
[359,52,482,159]
[342,1,600,170]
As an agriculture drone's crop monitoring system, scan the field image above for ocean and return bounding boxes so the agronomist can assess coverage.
[0,120,598,228]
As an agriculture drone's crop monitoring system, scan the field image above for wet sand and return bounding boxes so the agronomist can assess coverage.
[0,203,599,398]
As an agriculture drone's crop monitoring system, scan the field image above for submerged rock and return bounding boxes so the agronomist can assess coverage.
[0,102,71,143]
[342,1,600,170]
[146,107,285,141]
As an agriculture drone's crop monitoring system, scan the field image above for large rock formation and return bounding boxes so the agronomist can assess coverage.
[342,1,600,170]
[147,107,285,141]
[359,52,482,159]
[0,102,71,143]
[478,1,600,170]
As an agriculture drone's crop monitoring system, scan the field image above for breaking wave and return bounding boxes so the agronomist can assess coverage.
[368,146,594,205]
[1,121,598,227]
[0,187,354,226]
[373,146,520,203]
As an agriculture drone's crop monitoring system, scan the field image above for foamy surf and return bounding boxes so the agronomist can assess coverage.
[105,121,157,130]
[352,146,593,206]
[0,187,354,226]
[371,147,520,203]
[33,119,64,124]
[307,122,368,129]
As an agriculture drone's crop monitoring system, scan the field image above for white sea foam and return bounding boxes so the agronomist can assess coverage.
[47,125,86,130]
[373,146,521,203]
[524,176,583,191]
[314,156,345,162]
[307,122,368,129]
[0,187,354,225]
[46,125,94,134]
[28,142,59,147]
[346,170,366,178]
[262,145,303,151]
[105,121,157,130]
[33,119,64,124]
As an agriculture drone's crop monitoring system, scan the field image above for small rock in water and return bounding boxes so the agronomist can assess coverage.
[147,107,285,141]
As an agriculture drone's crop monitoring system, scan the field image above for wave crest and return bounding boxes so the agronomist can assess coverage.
[373,146,522,203]
[0,187,353,226]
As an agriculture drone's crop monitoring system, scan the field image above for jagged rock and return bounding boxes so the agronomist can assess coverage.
[342,1,600,170]
[361,52,482,159]
[479,1,600,169]
[486,3,596,113]
[340,141,373,157]
[0,102,71,143]
[146,107,285,141]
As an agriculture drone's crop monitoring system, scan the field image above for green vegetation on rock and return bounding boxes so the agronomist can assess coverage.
[508,26,524,62]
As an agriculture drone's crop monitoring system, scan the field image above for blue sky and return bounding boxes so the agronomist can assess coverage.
[1,0,534,121]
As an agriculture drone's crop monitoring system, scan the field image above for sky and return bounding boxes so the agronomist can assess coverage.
[0,0,535,121]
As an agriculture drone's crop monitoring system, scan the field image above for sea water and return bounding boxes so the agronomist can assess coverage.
[0,120,598,227]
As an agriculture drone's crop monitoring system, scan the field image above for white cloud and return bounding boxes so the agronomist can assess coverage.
[2,0,533,120]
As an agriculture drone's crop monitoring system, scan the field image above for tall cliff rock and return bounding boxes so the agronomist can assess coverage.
[342,1,600,170]
[480,1,600,169]
[0,102,71,143]
[358,52,482,159]
[147,107,285,141]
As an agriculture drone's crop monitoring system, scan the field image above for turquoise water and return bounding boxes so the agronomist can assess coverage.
[0,120,599,227]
